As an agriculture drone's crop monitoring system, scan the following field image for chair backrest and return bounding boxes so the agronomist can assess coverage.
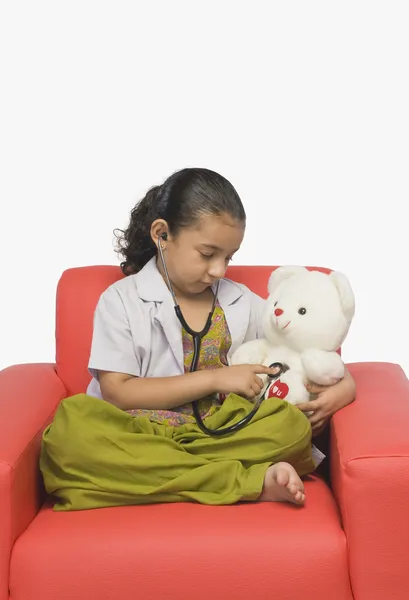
[55,264,331,395]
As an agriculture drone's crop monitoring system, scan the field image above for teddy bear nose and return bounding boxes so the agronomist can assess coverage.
[274,308,284,316]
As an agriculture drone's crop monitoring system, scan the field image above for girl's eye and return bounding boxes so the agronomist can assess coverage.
[200,252,213,259]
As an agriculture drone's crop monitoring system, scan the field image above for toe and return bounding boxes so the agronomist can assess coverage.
[288,472,304,494]
[275,468,290,488]
[287,482,298,496]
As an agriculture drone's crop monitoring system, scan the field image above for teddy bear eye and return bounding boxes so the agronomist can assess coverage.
[298,307,307,315]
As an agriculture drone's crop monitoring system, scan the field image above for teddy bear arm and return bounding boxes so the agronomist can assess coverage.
[301,349,345,386]
[229,339,271,366]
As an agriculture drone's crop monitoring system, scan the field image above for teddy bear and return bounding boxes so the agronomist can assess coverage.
[230,265,355,406]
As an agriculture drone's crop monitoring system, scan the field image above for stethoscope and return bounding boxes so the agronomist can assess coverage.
[157,234,287,436]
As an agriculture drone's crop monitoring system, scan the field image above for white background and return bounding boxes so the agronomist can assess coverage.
[0,1,408,375]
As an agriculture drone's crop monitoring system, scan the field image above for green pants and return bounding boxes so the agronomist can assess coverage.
[40,393,315,511]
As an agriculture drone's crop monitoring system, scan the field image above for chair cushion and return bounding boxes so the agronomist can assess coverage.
[10,476,352,600]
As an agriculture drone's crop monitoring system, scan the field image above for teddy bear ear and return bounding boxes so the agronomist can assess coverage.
[329,271,355,322]
[268,265,308,295]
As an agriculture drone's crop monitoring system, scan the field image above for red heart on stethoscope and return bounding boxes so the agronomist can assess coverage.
[267,379,289,399]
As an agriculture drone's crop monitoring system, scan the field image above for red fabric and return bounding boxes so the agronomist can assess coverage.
[10,478,352,600]
[331,361,409,600]
[55,265,123,396]
[2,264,409,600]
[0,364,66,600]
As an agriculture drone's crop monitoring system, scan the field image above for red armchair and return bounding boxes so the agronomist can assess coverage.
[2,265,409,600]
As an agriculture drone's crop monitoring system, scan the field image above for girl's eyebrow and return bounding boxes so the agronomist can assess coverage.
[200,243,221,250]
[200,243,239,253]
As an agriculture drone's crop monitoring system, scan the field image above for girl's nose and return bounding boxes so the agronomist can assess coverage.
[208,262,226,279]
[274,308,284,316]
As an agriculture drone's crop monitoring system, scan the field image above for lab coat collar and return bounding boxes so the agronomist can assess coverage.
[135,257,248,370]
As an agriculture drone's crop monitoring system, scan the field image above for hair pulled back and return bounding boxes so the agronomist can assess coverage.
[115,167,245,275]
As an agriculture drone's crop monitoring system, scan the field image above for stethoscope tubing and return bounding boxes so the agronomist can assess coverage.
[157,240,286,436]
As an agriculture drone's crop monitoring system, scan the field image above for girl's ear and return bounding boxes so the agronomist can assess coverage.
[150,219,169,246]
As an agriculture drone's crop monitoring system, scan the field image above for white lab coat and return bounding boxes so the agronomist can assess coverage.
[87,257,266,399]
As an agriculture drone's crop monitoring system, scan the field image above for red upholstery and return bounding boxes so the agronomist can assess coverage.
[331,362,409,600]
[10,483,351,600]
[0,364,67,600]
[55,265,123,396]
[1,264,409,600]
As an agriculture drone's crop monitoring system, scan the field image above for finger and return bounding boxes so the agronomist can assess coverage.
[252,364,283,376]
[306,382,329,393]
[297,400,321,413]
[255,375,264,389]
[312,423,327,438]
[312,420,329,436]
[312,419,326,432]
[246,388,256,401]
[309,412,325,426]
[251,381,263,396]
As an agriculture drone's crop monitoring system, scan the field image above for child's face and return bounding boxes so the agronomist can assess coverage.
[162,213,245,296]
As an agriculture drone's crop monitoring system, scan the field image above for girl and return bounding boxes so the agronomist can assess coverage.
[40,167,355,511]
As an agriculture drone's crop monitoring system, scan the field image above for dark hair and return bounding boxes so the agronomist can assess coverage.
[115,167,246,275]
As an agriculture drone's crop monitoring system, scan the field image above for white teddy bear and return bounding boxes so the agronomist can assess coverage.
[230,266,355,406]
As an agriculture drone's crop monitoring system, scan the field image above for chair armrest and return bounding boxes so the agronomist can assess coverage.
[330,361,409,600]
[0,363,66,600]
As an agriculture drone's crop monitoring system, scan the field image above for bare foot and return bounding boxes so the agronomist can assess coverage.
[259,462,305,505]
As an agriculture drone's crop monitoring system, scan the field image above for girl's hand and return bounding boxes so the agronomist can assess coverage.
[214,364,281,401]
[297,369,356,435]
